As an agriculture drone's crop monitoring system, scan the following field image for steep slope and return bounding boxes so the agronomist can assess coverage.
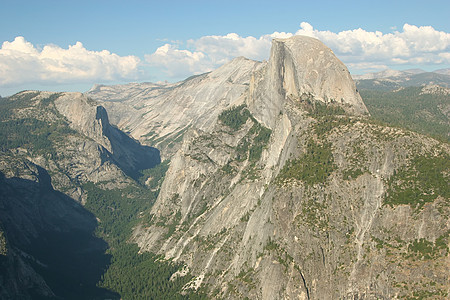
[248,36,368,130]
[87,57,264,159]
[54,93,160,179]
[133,36,449,299]
[0,91,160,299]
[0,160,117,299]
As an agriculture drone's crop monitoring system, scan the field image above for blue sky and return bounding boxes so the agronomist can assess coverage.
[1,0,449,96]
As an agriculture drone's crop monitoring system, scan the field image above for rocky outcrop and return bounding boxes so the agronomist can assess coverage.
[0,91,157,299]
[55,93,160,179]
[248,36,368,129]
[132,36,449,299]
[87,57,264,159]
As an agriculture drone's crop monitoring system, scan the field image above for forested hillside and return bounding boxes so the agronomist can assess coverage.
[360,86,449,142]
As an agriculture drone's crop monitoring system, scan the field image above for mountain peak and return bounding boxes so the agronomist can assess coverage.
[248,35,368,128]
[274,35,367,113]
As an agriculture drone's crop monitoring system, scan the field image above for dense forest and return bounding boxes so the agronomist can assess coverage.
[361,87,449,142]
[83,162,208,299]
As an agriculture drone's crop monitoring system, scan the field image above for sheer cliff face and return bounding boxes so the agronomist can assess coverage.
[55,93,160,180]
[87,37,367,158]
[249,36,368,129]
[133,36,448,299]
[87,57,264,160]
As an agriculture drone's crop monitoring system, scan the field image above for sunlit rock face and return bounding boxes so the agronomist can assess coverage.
[131,36,448,299]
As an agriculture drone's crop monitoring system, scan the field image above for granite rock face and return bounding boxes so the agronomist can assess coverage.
[248,36,368,129]
[132,36,449,299]
[55,93,160,179]
[87,57,264,160]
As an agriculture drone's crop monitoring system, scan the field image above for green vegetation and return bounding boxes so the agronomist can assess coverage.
[303,100,346,117]
[263,238,279,252]
[83,168,207,299]
[218,104,272,163]
[0,92,76,156]
[313,116,354,137]
[218,104,272,181]
[0,91,40,120]
[248,124,271,162]
[138,160,170,188]
[235,121,271,180]
[407,233,449,260]
[300,99,354,137]
[0,118,75,155]
[361,87,450,141]
[218,104,251,130]
[83,183,156,243]
[236,122,271,163]
[221,163,236,175]
[277,139,336,185]
[408,238,434,259]
[385,154,449,209]
[99,243,206,300]
[342,167,364,180]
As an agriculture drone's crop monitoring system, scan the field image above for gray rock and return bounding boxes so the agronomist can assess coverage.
[132,36,449,299]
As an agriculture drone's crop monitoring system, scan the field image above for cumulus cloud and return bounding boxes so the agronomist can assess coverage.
[145,44,210,78]
[146,31,294,79]
[0,36,141,87]
[295,22,450,72]
[146,22,450,78]
[2,23,450,89]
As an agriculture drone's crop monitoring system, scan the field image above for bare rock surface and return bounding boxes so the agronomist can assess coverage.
[87,57,264,159]
[131,37,449,299]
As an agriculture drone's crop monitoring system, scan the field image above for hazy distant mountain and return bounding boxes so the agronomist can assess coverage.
[353,69,450,91]
[352,69,417,80]
[352,68,435,80]
[434,68,450,76]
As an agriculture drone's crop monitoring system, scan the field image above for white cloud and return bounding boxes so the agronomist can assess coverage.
[145,22,450,78]
[295,22,450,73]
[145,33,278,78]
[145,44,210,78]
[2,23,450,90]
[0,37,141,87]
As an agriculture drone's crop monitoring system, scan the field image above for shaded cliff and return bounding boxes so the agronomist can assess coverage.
[87,57,264,159]
[0,91,160,299]
[0,162,119,299]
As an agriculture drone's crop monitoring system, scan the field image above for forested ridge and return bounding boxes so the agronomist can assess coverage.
[361,87,449,141]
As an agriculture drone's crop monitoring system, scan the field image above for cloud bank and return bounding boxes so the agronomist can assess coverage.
[0,37,140,87]
[146,22,450,78]
[1,23,449,91]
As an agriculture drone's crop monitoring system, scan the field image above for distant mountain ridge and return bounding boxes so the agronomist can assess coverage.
[352,68,450,80]
[353,69,450,91]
